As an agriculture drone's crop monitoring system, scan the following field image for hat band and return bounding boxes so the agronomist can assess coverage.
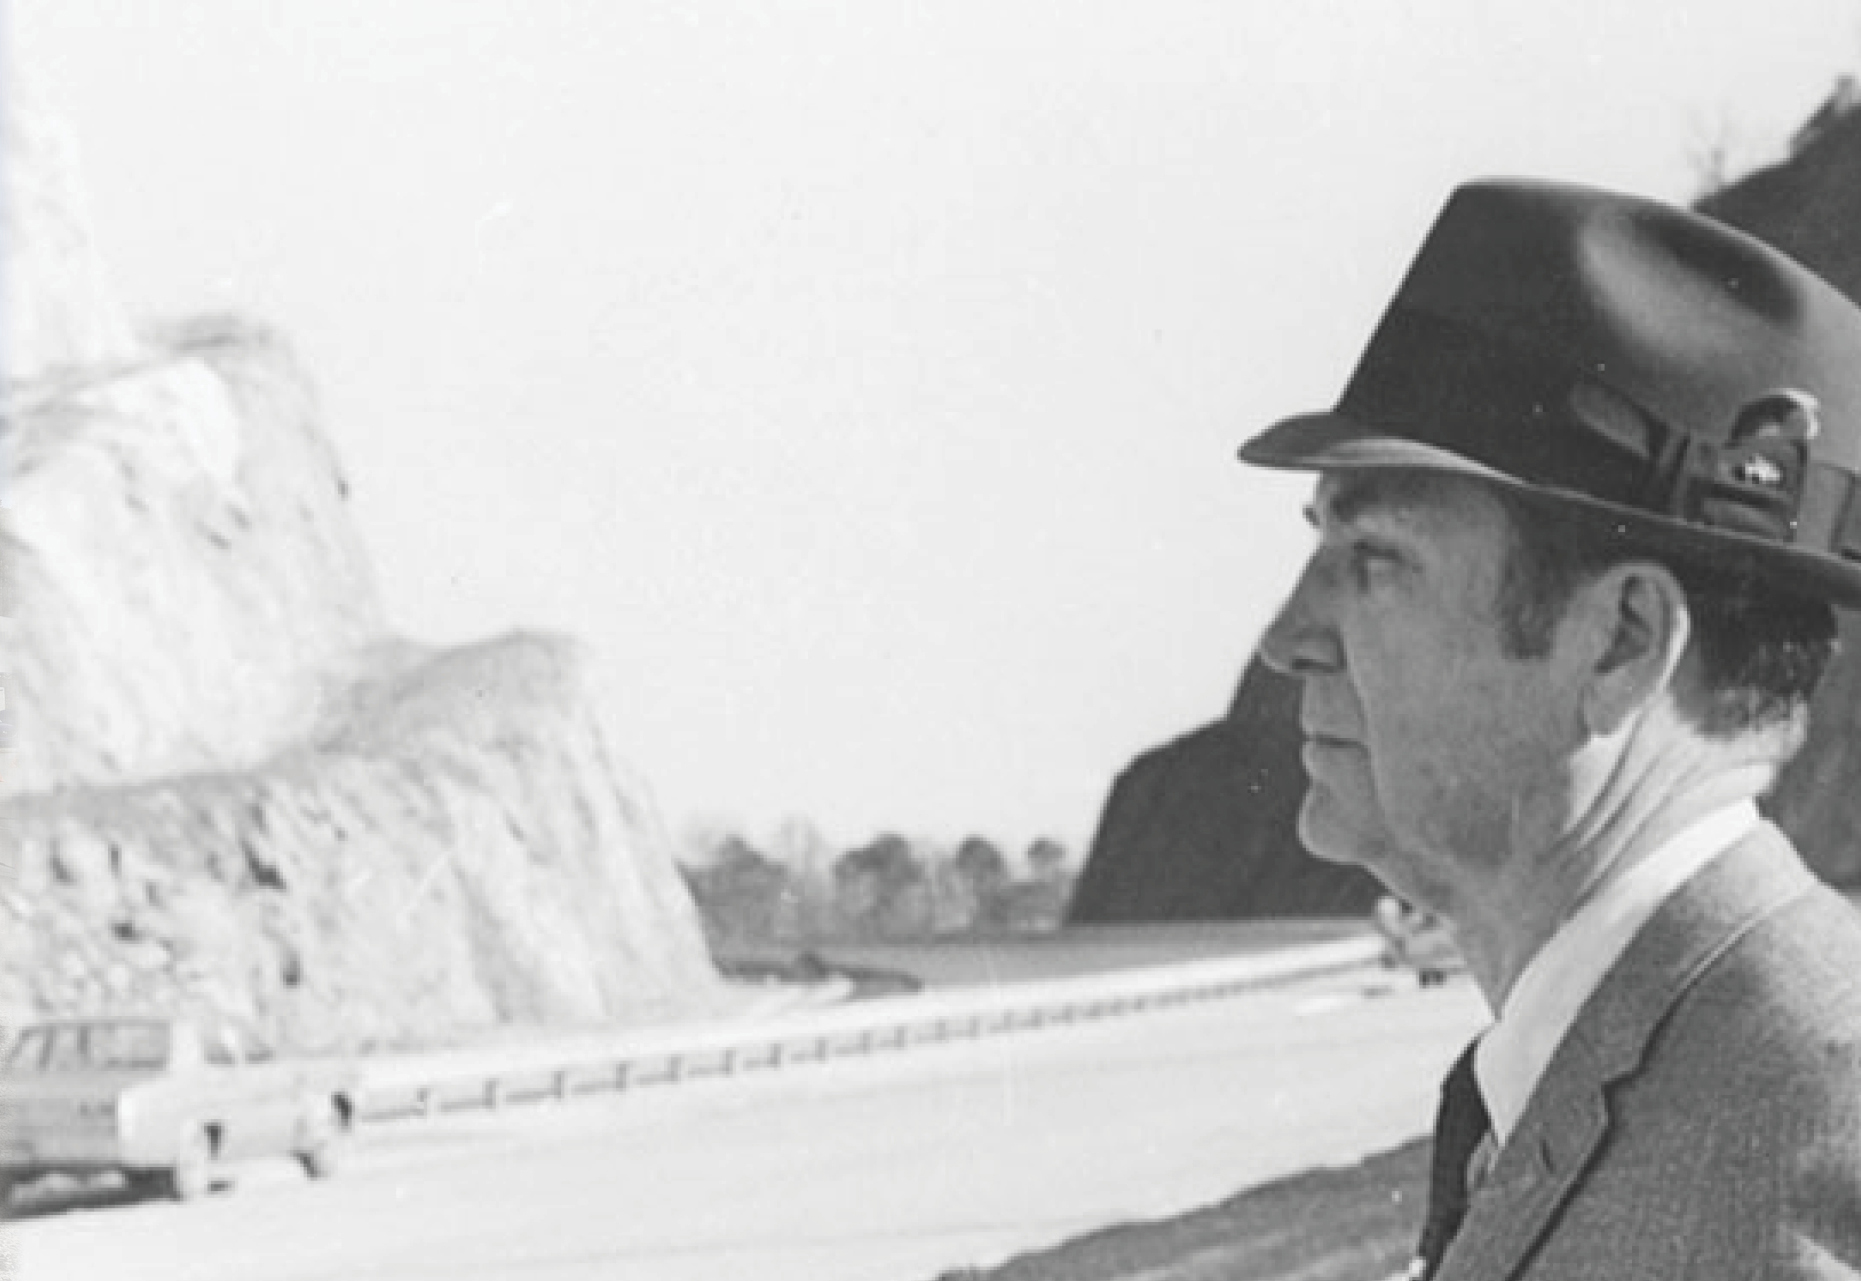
[1338,307,1861,561]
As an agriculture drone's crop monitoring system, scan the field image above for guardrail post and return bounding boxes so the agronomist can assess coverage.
[554,1069,571,1101]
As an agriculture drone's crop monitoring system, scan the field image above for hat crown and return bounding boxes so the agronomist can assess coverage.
[1383,180,1861,474]
[1241,179,1861,604]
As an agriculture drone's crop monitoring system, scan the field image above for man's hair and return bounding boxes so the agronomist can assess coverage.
[1489,486,1839,738]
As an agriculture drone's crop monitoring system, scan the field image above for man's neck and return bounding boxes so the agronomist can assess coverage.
[1448,754,1775,1011]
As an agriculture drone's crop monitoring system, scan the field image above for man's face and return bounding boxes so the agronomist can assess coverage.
[1259,471,1576,903]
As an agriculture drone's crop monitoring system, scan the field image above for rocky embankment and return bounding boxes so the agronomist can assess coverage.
[0,90,722,1049]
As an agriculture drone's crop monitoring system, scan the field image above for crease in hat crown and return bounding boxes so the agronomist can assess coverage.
[1239,178,1861,605]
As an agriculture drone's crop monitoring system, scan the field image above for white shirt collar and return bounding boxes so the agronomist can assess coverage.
[1473,800,1760,1143]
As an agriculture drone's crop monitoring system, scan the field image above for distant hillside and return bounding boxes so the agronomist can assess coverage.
[0,84,723,1050]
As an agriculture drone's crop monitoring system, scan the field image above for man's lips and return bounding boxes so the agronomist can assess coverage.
[1300,731,1364,775]
[1302,729,1360,749]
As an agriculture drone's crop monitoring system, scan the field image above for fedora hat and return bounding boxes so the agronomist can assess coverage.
[1239,179,1861,605]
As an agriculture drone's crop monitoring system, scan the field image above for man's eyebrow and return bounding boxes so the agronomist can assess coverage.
[1308,477,1389,529]
[1316,472,1443,528]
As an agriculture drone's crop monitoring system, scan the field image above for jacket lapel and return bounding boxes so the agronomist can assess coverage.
[1434,825,1816,1281]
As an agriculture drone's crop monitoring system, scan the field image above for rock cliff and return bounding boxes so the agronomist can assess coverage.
[1068,662,1380,921]
[1074,86,1861,920]
[0,92,723,1049]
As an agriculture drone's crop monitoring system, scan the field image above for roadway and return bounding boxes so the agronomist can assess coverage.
[3,969,1485,1281]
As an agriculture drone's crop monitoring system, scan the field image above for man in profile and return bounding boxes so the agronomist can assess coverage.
[1239,180,1861,1278]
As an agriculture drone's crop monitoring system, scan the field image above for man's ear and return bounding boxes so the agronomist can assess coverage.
[1576,562,1690,737]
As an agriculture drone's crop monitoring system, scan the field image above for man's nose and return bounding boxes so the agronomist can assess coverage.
[1258,556,1340,677]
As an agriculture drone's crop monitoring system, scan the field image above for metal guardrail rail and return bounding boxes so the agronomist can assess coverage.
[354,936,1384,1123]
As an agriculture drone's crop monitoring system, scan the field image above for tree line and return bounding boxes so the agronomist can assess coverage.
[677,819,1078,946]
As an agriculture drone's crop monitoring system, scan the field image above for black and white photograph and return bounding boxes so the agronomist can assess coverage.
[5,3,1861,1278]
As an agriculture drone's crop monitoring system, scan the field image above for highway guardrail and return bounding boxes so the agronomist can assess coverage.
[354,935,1386,1123]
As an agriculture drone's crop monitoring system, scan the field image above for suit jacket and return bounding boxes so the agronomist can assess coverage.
[1437,823,1861,1280]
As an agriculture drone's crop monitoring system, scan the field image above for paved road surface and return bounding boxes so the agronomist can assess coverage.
[3,972,1484,1281]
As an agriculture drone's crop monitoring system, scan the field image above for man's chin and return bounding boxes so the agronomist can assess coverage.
[1296,794,1396,872]
[1298,794,1454,912]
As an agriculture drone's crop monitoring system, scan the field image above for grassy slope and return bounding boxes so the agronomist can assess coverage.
[933,1137,1429,1281]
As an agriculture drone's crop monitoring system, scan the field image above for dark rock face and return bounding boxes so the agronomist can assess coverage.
[1068,660,1381,922]
[1703,98,1861,888]
[1074,92,1861,922]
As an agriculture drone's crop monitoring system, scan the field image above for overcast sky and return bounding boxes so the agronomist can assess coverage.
[17,2,1861,853]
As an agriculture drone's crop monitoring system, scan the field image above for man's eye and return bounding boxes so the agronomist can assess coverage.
[1347,542,1399,583]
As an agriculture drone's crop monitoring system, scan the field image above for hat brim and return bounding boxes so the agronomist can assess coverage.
[1239,411,1861,607]
[1238,410,1511,480]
